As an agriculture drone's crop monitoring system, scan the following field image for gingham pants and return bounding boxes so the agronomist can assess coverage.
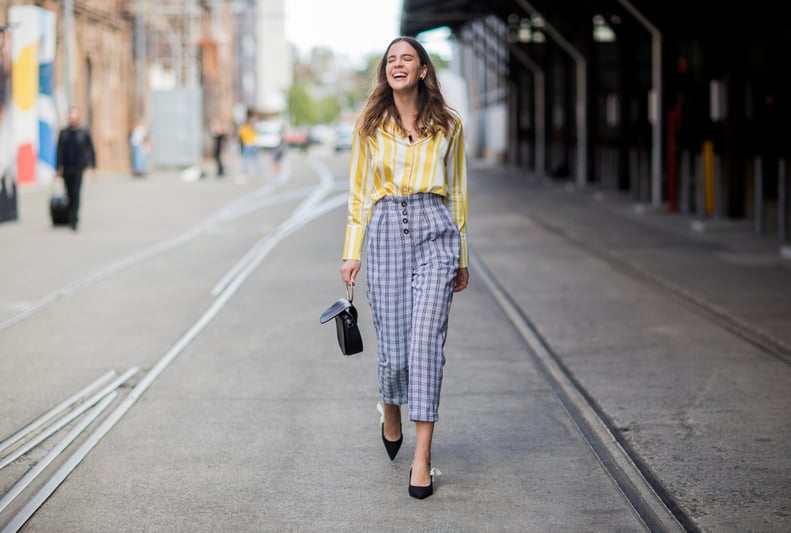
[366,193,461,422]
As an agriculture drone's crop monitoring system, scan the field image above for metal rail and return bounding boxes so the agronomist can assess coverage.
[0,158,343,532]
[471,250,695,532]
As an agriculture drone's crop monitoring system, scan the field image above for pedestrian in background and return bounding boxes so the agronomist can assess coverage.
[339,36,469,500]
[211,119,228,178]
[271,134,285,176]
[56,106,96,231]
[237,110,262,181]
[130,119,148,176]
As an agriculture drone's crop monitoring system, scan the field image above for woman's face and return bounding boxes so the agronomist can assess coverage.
[385,40,427,93]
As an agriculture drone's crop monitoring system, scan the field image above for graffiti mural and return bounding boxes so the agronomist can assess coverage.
[10,6,40,186]
[38,9,56,183]
[0,6,57,223]
[0,24,16,222]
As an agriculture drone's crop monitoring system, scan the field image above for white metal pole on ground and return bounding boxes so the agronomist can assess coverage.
[0,371,116,456]
[617,0,662,208]
[514,0,586,187]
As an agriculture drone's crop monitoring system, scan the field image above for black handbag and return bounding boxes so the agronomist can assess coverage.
[320,286,363,355]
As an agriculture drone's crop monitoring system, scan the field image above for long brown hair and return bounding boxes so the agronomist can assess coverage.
[356,36,455,141]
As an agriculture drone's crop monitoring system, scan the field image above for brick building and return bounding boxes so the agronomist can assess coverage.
[0,0,238,174]
[0,0,134,172]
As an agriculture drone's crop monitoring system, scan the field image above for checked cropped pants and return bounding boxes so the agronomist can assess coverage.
[366,193,461,422]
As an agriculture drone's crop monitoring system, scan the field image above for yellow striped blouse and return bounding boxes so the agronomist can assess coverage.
[343,114,469,268]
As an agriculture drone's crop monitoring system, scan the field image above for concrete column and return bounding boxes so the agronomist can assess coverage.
[255,0,290,114]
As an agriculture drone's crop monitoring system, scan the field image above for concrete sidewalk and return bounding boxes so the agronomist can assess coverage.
[467,161,791,357]
[465,161,791,531]
[1,153,790,532]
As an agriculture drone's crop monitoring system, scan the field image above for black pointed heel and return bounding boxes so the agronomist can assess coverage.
[381,423,403,461]
[408,467,434,499]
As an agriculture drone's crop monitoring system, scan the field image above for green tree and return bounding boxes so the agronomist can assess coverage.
[364,54,381,81]
[318,94,342,124]
[429,53,450,71]
[287,82,318,127]
[345,54,381,111]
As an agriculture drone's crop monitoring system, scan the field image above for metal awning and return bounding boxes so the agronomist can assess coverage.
[401,0,790,39]
[400,0,513,36]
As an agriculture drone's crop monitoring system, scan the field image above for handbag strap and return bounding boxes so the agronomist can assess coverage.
[346,285,354,303]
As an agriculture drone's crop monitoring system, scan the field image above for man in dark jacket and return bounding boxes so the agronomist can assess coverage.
[56,106,95,230]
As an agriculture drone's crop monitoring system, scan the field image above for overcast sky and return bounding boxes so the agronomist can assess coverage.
[284,0,402,63]
[284,0,453,66]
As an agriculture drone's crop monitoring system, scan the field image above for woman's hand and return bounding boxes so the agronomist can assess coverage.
[340,259,361,287]
[454,267,469,292]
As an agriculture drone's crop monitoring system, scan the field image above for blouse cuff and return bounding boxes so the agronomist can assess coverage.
[343,224,365,261]
[458,233,468,269]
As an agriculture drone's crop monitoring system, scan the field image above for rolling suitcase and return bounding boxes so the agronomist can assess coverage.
[49,194,70,226]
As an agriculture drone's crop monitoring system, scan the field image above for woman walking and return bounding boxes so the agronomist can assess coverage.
[340,36,469,500]
[238,110,263,180]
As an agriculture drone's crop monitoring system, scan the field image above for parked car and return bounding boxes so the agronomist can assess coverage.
[308,124,334,146]
[254,118,285,151]
[284,128,310,150]
[334,122,354,152]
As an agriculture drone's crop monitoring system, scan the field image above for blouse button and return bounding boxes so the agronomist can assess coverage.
[403,229,410,235]
[402,218,408,224]
[401,201,407,207]
[402,210,408,215]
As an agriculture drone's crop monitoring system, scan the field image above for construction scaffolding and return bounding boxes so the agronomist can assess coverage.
[135,0,203,91]
[131,0,236,168]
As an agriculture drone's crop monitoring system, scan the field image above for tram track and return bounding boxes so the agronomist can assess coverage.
[0,157,346,532]
[4,154,760,531]
[471,250,695,533]
[0,160,302,334]
[468,198,790,532]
